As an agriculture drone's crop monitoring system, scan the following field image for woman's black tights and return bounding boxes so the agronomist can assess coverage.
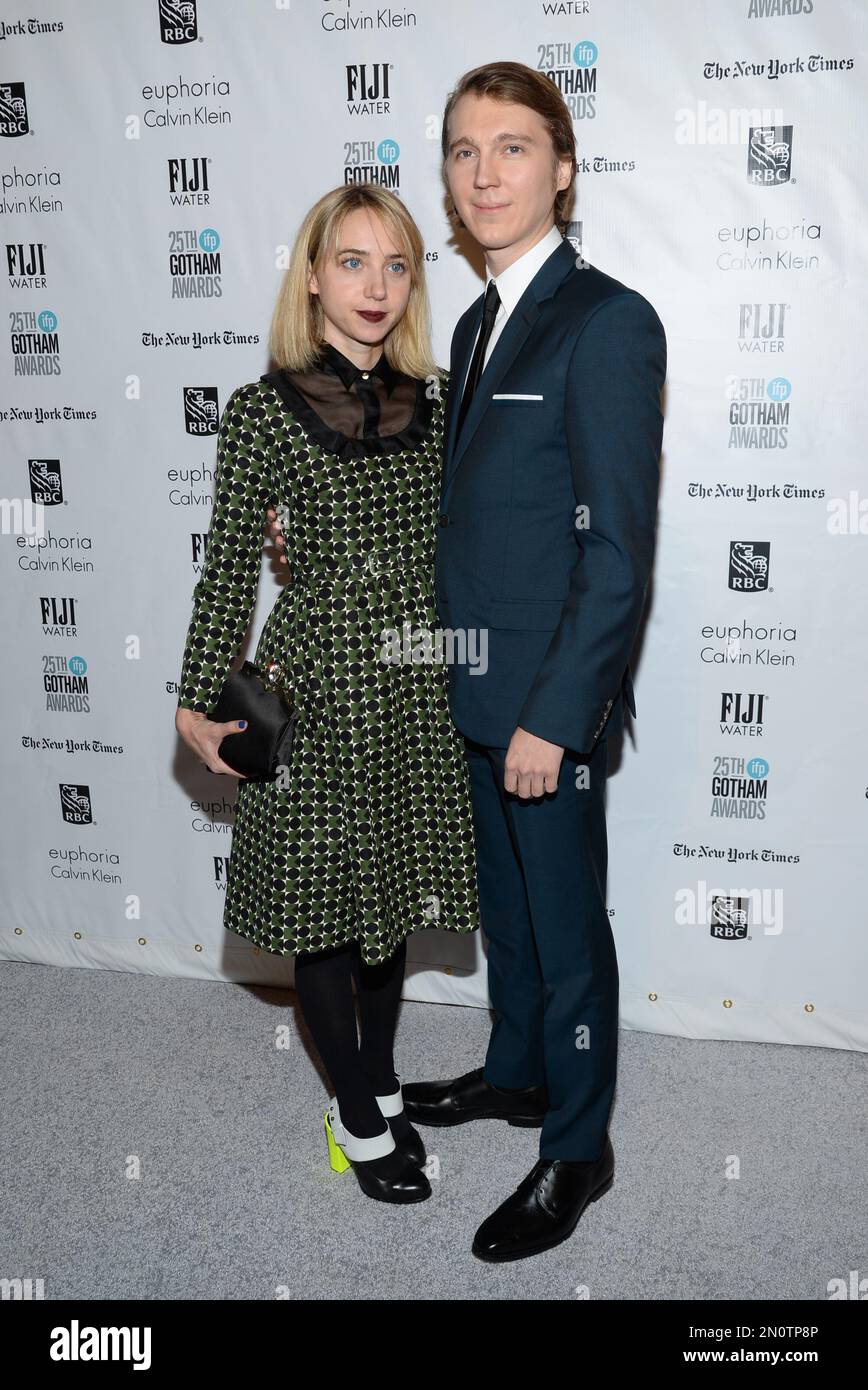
[293,938,407,1138]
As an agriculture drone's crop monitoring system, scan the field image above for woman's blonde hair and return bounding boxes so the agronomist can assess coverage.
[268,184,441,381]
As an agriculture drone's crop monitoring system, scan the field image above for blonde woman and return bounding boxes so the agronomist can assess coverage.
[175,185,480,1204]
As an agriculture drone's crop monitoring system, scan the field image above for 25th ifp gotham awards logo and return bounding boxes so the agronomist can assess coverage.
[159,0,198,45]
[0,82,29,137]
[536,41,598,119]
[747,126,793,185]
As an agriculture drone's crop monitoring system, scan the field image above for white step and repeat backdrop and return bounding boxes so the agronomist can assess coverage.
[3,0,866,1050]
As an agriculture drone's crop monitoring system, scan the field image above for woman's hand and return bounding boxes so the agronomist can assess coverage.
[265,506,289,565]
[175,706,250,778]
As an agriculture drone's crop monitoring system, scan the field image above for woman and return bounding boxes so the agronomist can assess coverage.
[175,184,480,1205]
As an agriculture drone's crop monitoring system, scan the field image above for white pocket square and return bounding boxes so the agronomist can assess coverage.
[491,392,544,401]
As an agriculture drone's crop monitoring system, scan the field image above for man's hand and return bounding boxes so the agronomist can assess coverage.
[504,727,564,799]
[265,506,288,564]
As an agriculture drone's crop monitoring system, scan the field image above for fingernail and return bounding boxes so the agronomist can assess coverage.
[238,720,247,729]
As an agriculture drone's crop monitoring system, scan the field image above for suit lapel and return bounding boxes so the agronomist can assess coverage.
[440,238,577,505]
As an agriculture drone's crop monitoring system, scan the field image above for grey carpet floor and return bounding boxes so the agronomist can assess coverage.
[2,960,866,1301]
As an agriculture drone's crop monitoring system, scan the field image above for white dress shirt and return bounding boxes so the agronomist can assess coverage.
[461,223,564,394]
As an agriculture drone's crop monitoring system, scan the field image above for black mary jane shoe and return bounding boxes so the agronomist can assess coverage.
[324,1097,431,1203]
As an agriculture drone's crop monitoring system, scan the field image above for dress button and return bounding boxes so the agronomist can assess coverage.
[361,372,370,379]
[438,513,450,527]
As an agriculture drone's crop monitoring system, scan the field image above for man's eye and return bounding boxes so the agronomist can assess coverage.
[455,148,473,159]
[505,144,524,154]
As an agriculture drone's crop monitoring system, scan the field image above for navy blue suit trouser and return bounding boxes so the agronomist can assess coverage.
[462,734,618,1161]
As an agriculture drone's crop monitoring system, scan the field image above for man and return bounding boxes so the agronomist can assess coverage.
[401,60,666,1263]
[269,60,666,1262]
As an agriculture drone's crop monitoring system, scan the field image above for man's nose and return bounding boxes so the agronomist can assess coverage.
[474,152,498,187]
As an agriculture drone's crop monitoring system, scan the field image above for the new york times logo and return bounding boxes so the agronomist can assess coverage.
[0,82,28,137]
[184,386,219,434]
[346,63,392,115]
[30,458,62,505]
[159,0,198,45]
[747,125,793,185]
[728,541,770,592]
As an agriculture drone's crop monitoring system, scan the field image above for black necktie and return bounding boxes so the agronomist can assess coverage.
[455,278,501,440]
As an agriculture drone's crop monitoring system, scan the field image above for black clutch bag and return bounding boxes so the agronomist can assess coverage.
[207,660,299,782]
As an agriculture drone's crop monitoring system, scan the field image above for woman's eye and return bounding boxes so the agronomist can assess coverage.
[342,256,362,269]
[388,262,406,274]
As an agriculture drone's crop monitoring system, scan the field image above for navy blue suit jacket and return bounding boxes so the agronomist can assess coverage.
[434,236,666,754]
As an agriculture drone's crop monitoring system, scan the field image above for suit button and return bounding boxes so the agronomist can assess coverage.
[438,513,450,527]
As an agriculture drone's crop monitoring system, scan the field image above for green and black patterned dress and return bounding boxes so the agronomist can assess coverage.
[177,343,480,964]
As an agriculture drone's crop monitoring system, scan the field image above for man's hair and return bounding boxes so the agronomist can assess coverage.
[268,183,440,381]
[440,61,577,230]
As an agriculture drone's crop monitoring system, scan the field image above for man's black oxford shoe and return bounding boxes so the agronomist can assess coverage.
[472,1135,615,1262]
[401,1066,548,1128]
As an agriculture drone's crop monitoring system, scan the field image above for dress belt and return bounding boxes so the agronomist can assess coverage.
[288,552,433,588]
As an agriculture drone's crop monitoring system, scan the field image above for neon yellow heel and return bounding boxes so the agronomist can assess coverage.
[325,1110,351,1172]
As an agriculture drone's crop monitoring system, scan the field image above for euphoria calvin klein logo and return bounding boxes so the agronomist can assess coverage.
[536,41,598,119]
[728,541,770,592]
[184,387,218,434]
[168,157,210,204]
[747,126,793,185]
[159,0,198,45]
[710,895,749,940]
[0,83,29,138]
[346,63,392,114]
[61,784,92,825]
[29,458,63,505]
